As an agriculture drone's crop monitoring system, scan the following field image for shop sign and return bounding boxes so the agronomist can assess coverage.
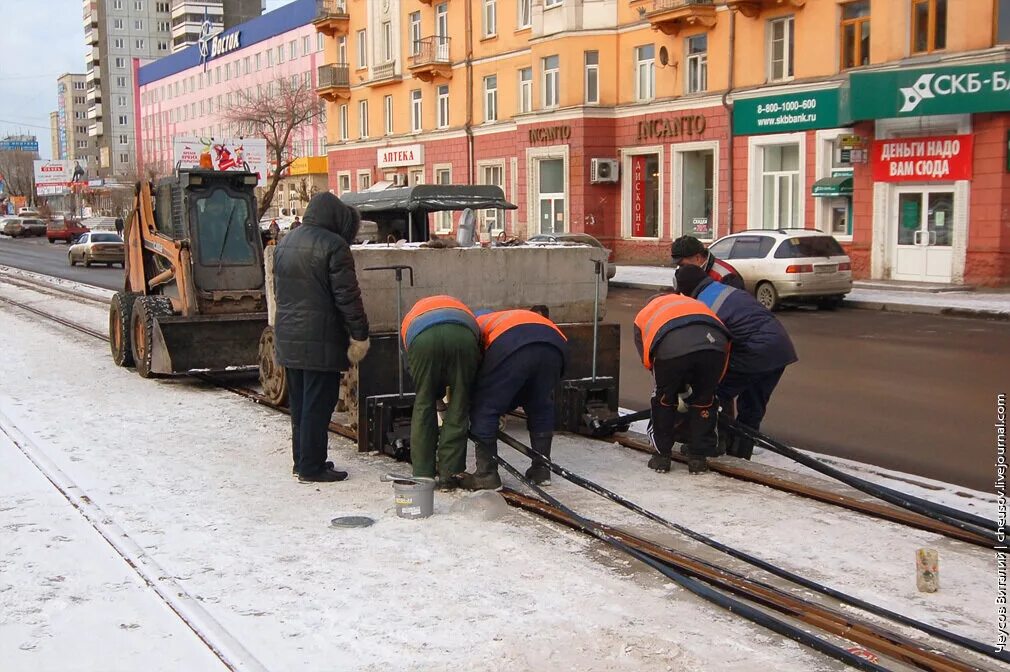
[377,143,424,168]
[635,115,706,142]
[528,125,571,144]
[871,134,973,182]
[173,136,268,186]
[850,63,1010,120]
[690,217,710,236]
[631,156,647,237]
[733,88,842,135]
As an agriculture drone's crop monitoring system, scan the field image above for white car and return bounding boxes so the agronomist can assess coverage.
[708,229,852,311]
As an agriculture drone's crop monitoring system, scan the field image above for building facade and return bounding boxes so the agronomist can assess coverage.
[170,0,265,52]
[136,0,328,216]
[55,73,98,166]
[314,0,1010,285]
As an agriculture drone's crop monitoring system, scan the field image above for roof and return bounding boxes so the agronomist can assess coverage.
[338,185,517,214]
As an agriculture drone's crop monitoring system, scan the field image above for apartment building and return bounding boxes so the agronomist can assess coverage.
[315,0,1010,285]
[55,73,98,168]
[170,0,264,52]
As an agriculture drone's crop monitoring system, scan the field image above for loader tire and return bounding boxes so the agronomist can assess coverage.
[109,292,138,367]
[258,326,287,406]
[131,296,174,379]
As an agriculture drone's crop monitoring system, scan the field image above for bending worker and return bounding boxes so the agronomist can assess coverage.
[670,235,745,290]
[458,308,569,490]
[400,295,481,490]
[634,293,730,474]
[674,265,797,459]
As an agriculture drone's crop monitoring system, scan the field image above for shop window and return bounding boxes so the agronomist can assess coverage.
[760,144,800,229]
[542,55,559,109]
[629,153,660,238]
[584,51,599,105]
[840,1,870,69]
[767,16,794,82]
[484,75,498,122]
[435,167,453,232]
[480,164,505,232]
[680,149,714,240]
[912,0,946,53]
[686,35,707,94]
[518,68,533,113]
[635,45,655,102]
[537,159,565,234]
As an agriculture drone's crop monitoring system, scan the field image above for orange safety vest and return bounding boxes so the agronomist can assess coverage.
[476,309,567,350]
[400,295,476,347]
[634,294,724,370]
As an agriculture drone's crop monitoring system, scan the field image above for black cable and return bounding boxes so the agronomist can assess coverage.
[492,452,890,672]
[498,430,1007,665]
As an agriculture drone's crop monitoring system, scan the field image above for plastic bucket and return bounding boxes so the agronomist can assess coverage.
[392,477,435,519]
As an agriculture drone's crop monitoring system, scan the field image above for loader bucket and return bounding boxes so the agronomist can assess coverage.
[149,313,268,375]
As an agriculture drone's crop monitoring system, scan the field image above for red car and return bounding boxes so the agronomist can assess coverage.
[47,218,90,244]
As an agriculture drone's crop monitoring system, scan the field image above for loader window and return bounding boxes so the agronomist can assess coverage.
[193,188,256,266]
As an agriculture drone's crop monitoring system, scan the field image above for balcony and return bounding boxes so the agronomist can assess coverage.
[312,0,349,36]
[316,63,350,102]
[646,0,716,35]
[368,61,400,87]
[725,0,806,18]
[88,103,103,120]
[408,36,452,82]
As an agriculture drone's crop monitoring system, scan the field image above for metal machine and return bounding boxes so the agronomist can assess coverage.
[109,169,268,378]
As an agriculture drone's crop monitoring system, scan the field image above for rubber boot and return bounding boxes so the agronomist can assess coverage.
[648,452,672,473]
[687,455,709,475]
[458,439,502,491]
[525,432,552,486]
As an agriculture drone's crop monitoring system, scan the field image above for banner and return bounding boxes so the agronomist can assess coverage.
[631,155,647,237]
[173,137,268,186]
[871,135,974,182]
[34,159,88,196]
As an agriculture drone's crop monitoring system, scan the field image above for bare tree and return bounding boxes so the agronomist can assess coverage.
[225,77,325,216]
[0,150,36,200]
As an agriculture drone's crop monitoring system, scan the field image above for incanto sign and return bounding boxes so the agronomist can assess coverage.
[871,135,974,182]
[377,144,424,168]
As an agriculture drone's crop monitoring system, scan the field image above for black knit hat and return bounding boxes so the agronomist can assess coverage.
[674,264,709,297]
[670,235,706,262]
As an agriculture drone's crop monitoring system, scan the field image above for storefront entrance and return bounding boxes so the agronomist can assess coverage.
[892,187,953,283]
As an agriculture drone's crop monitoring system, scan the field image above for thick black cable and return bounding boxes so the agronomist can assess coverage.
[491,451,890,672]
[498,430,1006,665]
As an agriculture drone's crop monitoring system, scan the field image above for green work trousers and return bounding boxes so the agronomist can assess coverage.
[406,323,480,479]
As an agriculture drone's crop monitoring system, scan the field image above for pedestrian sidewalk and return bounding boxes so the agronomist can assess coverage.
[611,264,1010,320]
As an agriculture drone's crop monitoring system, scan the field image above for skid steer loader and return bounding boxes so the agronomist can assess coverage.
[109,169,268,378]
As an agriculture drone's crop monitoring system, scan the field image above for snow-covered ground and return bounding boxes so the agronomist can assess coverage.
[0,279,998,671]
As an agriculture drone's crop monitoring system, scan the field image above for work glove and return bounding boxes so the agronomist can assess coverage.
[677,385,693,413]
[347,338,370,364]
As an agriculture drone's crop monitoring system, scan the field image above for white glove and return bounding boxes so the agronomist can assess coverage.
[347,338,370,364]
[677,385,693,413]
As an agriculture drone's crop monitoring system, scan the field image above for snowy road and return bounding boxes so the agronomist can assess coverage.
[0,278,999,671]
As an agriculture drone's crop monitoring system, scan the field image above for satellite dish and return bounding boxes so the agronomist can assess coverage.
[659,46,669,67]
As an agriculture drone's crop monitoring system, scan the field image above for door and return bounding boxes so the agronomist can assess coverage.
[892,187,953,283]
[435,3,449,60]
[536,158,565,235]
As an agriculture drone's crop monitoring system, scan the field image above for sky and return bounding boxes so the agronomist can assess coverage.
[0,0,297,159]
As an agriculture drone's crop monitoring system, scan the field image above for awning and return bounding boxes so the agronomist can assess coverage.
[811,176,852,198]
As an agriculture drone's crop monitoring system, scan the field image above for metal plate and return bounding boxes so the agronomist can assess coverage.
[330,516,376,529]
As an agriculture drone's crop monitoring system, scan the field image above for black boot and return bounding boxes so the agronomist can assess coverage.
[687,455,709,474]
[458,439,502,491]
[648,452,672,473]
[292,460,333,476]
[298,466,348,483]
[525,432,553,486]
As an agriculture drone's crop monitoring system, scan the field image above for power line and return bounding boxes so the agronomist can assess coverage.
[0,118,53,131]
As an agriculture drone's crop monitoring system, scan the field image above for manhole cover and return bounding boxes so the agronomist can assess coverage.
[330,516,376,529]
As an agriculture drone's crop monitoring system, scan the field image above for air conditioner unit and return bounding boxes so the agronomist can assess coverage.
[590,158,619,184]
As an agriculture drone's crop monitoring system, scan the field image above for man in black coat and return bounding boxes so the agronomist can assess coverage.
[675,264,797,459]
[670,235,746,290]
[274,192,370,482]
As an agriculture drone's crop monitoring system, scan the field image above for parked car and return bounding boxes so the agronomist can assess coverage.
[68,232,125,268]
[47,218,90,244]
[1,217,46,238]
[707,229,852,311]
[527,232,617,280]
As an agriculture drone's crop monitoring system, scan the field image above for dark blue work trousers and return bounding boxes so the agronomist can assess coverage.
[286,368,342,476]
[717,367,785,431]
[470,343,563,440]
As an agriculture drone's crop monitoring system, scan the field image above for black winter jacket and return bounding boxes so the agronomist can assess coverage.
[273,193,369,372]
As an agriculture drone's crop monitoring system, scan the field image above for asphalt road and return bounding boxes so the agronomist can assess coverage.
[609,286,1009,491]
[3,237,1005,490]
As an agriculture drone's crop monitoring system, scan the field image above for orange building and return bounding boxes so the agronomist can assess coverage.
[315,0,1010,286]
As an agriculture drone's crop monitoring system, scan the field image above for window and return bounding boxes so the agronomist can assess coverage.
[338,36,347,64]
[545,0,562,7]
[358,100,368,138]
[357,30,367,68]
[537,158,565,234]
[119,153,130,165]
[156,2,169,12]
[290,39,298,59]
[113,38,125,49]
[158,40,169,51]
[134,1,143,10]
[114,57,126,68]
[635,45,655,101]
[339,104,348,140]
[761,144,800,229]
[484,75,498,122]
[358,171,371,191]
[518,67,533,113]
[912,0,947,53]
[135,38,145,50]
[480,164,505,231]
[267,50,273,67]
[628,153,660,238]
[411,90,422,132]
[518,0,531,28]
[437,85,450,128]
[113,18,123,30]
[409,12,421,55]
[157,20,169,31]
[134,19,144,30]
[542,55,559,109]
[435,167,453,231]
[483,0,497,37]
[113,0,123,8]
[255,53,262,70]
[302,35,311,56]
[382,21,392,62]
[119,134,129,145]
[278,44,285,64]
[338,173,351,194]
[768,16,794,81]
[678,148,715,240]
[727,236,775,260]
[840,1,870,68]
[193,190,256,266]
[384,95,394,135]
[224,63,231,80]
[117,95,127,107]
[584,51,598,104]
[998,0,1010,43]
[686,35,708,93]
[118,115,128,125]
[317,32,324,52]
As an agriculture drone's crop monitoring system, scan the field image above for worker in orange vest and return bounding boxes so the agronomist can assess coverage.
[400,295,481,489]
[633,294,730,474]
[458,307,568,490]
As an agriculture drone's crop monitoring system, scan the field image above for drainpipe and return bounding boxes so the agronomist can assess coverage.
[464,0,475,184]
[720,9,737,237]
